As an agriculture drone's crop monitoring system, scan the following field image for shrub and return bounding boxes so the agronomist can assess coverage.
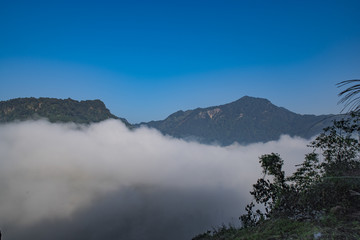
[241,114,360,227]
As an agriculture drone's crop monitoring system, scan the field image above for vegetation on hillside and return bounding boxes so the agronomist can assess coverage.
[143,96,337,145]
[193,81,360,239]
[0,97,130,126]
[193,216,360,240]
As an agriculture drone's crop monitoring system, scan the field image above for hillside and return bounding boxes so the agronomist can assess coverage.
[193,113,360,239]
[0,97,130,126]
[192,216,360,240]
[139,96,337,145]
[0,96,339,145]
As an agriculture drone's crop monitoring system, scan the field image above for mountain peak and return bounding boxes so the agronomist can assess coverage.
[143,96,336,145]
[232,96,271,105]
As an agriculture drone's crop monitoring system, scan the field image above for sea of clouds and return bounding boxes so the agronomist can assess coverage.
[0,119,312,240]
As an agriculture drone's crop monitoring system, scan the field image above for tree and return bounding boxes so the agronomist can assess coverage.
[240,153,293,227]
[240,113,360,227]
[337,79,360,113]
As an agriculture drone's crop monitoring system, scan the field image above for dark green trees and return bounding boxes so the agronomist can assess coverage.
[0,97,131,126]
[241,114,360,227]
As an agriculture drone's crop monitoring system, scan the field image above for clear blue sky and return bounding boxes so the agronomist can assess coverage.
[1,0,360,123]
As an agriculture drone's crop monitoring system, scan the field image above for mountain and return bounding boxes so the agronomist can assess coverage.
[0,97,130,126]
[139,96,337,145]
[1,96,338,145]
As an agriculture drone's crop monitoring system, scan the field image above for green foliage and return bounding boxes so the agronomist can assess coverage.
[240,153,295,227]
[192,224,239,240]
[193,114,360,240]
[337,79,360,113]
[240,114,360,227]
[193,84,360,239]
[0,97,130,126]
[237,218,320,240]
[193,216,360,240]
[312,114,360,176]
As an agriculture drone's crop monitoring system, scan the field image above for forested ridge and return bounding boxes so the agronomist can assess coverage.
[0,97,130,126]
[1,96,338,145]
[141,96,337,145]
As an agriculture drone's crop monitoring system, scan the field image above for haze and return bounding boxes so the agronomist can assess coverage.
[1,1,359,238]
[0,119,310,239]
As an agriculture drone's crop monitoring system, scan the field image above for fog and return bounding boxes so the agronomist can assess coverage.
[0,119,311,239]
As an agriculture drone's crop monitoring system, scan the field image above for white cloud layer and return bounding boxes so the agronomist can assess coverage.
[0,120,312,239]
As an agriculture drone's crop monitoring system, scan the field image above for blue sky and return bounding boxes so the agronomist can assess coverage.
[1,0,360,123]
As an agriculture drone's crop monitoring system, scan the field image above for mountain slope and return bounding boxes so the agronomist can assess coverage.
[0,97,130,126]
[140,96,337,145]
[1,96,338,145]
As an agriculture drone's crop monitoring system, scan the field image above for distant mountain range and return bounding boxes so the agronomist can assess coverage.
[0,96,338,145]
[138,96,337,145]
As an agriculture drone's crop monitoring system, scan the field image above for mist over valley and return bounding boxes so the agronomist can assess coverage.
[0,113,311,239]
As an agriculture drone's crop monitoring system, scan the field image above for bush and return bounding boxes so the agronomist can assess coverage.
[240,114,360,227]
